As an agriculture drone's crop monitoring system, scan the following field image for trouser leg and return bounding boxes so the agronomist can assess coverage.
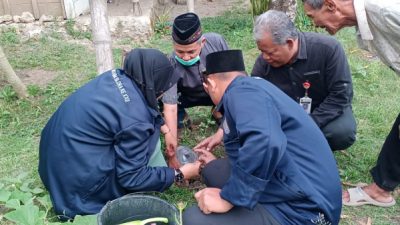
[177,106,187,129]
[147,139,167,167]
[201,158,231,188]
[370,113,400,191]
[183,203,280,225]
[184,158,280,225]
[320,106,357,151]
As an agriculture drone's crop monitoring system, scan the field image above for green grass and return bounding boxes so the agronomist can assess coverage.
[1,9,399,225]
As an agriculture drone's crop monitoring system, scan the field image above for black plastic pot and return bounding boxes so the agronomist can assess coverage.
[97,194,179,225]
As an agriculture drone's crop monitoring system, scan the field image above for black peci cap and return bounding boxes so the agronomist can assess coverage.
[205,50,246,75]
[172,13,202,45]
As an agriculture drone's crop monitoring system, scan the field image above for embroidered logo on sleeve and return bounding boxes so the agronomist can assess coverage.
[111,70,131,103]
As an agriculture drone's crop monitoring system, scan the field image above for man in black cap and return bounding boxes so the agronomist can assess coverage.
[184,50,342,225]
[161,12,229,168]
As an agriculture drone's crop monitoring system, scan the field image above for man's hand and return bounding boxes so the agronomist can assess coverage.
[195,148,217,165]
[179,161,201,180]
[195,188,233,214]
[164,131,180,169]
[194,128,223,151]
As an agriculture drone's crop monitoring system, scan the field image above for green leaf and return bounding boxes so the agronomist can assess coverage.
[37,194,53,209]
[4,204,42,225]
[5,199,21,209]
[0,189,11,202]
[71,214,97,225]
[32,187,44,194]
[9,190,33,204]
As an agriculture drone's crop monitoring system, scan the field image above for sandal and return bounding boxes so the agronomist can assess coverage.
[343,186,396,207]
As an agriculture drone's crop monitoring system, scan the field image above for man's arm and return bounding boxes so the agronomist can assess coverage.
[161,84,180,168]
[115,122,175,191]
[219,88,286,209]
[311,42,353,128]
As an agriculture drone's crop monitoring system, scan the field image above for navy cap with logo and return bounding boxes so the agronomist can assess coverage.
[172,12,202,45]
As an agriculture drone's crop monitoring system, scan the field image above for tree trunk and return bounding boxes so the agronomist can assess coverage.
[0,46,28,99]
[151,0,172,29]
[187,0,194,12]
[268,0,297,21]
[90,0,114,74]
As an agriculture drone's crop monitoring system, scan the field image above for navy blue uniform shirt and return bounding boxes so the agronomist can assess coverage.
[39,69,175,219]
[218,76,341,225]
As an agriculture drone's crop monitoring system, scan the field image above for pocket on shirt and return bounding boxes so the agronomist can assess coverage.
[303,70,321,82]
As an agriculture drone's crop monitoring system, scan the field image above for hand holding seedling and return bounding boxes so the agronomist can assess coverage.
[195,148,217,165]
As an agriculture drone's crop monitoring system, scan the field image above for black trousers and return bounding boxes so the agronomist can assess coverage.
[370,113,400,191]
[182,159,280,225]
[321,106,357,151]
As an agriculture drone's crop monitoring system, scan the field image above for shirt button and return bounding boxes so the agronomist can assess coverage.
[292,82,296,86]
[289,67,293,70]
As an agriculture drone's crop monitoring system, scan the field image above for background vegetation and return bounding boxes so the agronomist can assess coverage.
[0,5,399,225]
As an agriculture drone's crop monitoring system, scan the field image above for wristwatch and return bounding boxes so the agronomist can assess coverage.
[174,169,184,183]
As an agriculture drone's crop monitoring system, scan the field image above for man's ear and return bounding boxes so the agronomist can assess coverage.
[207,77,217,93]
[286,38,295,50]
[200,37,206,48]
[324,0,337,12]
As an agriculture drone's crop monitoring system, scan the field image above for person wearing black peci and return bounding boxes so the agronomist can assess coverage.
[184,50,342,225]
[161,12,229,168]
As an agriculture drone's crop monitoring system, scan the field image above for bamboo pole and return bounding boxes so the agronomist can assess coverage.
[187,0,194,12]
[90,0,114,74]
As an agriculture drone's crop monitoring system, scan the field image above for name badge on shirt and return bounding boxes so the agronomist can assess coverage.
[299,81,312,114]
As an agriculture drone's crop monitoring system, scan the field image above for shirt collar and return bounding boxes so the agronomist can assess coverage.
[214,75,244,113]
[296,32,308,61]
[354,0,374,40]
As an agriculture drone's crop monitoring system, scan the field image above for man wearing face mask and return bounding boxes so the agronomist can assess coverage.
[161,12,229,168]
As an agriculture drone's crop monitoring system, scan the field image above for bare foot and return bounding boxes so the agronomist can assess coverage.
[343,182,394,203]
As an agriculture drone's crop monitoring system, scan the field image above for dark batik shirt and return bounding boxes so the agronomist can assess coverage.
[252,32,353,128]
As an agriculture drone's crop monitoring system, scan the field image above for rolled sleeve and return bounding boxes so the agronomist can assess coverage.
[162,83,178,104]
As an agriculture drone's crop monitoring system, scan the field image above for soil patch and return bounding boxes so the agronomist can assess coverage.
[16,69,57,87]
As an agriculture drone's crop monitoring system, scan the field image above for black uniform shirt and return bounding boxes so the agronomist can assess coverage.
[252,32,353,128]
